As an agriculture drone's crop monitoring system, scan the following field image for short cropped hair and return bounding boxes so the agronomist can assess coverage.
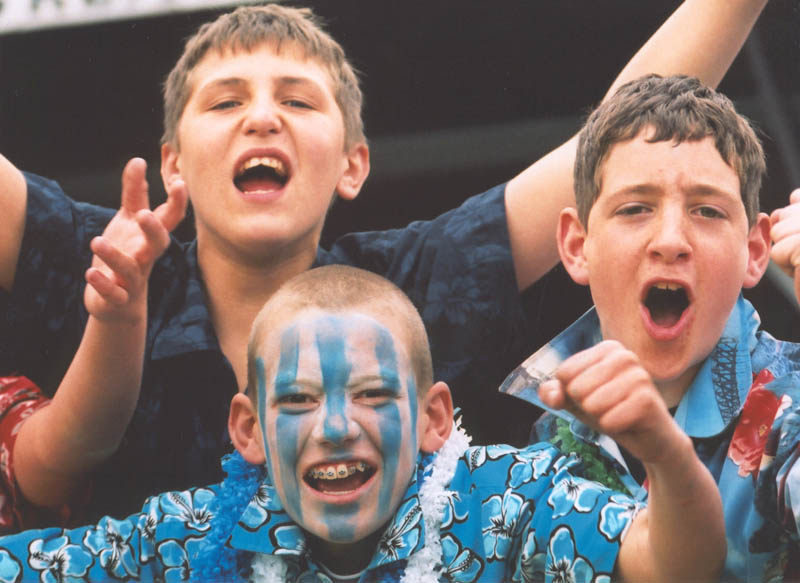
[162,4,365,149]
[574,74,765,227]
[246,265,433,402]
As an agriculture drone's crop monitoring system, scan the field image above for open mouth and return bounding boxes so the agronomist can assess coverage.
[234,156,289,194]
[644,282,690,328]
[305,461,375,495]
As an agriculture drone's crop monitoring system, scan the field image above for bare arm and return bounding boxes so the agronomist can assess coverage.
[507,0,769,290]
[13,159,187,507]
[539,341,725,582]
[0,154,28,292]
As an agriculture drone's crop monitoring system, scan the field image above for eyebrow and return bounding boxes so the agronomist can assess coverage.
[609,182,737,199]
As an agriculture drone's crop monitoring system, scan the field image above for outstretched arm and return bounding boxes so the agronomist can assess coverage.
[13,158,187,508]
[0,154,27,292]
[507,0,769,290]
[539,341,725,582]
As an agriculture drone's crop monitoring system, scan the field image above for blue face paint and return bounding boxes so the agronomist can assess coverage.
[260,310,422,548]
[372,325,410,513]
[316,318,353,444]
[271,324,303,522]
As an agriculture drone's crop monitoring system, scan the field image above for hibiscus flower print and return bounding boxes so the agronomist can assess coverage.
[28,536,93,583]
[441,533,484,582]
[728,371,781,480]
[545,526,596,583]
[159,488,215,532]
[377,496,422,563]
[0,550,21,583]
[83,517,139,579]
[598,494,639,543]
[547,469,603,518]
[482,489,533,561]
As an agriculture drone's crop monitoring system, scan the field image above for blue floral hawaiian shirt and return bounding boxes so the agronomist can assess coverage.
[0,173,535,524]
[0,443,637,583]
[501,295,800,581]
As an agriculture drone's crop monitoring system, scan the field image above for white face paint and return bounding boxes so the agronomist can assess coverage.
[255,310,420,546]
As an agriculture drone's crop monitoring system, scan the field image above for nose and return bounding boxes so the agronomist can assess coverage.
[313,391,360,446]
[647,207,692,263]
[242,95,282,136]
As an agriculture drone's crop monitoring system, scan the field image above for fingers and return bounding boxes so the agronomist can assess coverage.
[85,266,130,306]
[133,210,171,265]
[89,236,142,295]
[770,188,800,279]
[155,178,188,233]
[120,158,150,214]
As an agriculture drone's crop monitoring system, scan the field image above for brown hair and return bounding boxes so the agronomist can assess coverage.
[574,74,765,226]
[246,265,433,402]
[162,4,365,148]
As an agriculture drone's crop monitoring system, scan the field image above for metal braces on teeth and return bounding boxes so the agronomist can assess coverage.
[308,461,368,480]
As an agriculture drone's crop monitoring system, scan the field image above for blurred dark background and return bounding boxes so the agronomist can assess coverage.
[2,0,799,379]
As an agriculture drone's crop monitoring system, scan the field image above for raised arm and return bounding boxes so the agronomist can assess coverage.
[769,188,800,302]
[539,341,725,582]
[506,0,769,290]
[13,159,187,508]
[0,154,28,292]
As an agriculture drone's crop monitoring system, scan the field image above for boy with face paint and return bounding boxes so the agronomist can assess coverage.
[0,265,725,582]
[0,1,772,524]
[501,74,800,581]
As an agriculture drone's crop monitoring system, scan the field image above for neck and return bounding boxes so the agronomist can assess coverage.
[197,237,316,389]
[654,364,700,409]
[308,528,384,576]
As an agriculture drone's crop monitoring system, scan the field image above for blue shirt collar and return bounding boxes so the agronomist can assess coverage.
[500,294,761,438]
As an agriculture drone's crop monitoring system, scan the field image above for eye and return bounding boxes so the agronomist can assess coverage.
[283,98,313,110]
[354,388,396,405]
[210,99,241,111]
[615,203,650,217]
[693,205,726,219]
[275,392,317,410]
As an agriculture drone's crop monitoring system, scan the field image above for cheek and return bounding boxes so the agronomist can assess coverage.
[268,412,309,521]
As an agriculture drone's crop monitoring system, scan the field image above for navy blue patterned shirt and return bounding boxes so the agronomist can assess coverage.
[0,173,534,523]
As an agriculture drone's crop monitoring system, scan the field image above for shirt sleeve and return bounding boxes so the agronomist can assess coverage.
[0,486,217,582]
[0,376,93,533]
[0,173,114,395]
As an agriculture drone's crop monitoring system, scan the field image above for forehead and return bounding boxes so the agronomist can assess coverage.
[187,41,338,100]
[598,133,741,201]
[261,309,411,385]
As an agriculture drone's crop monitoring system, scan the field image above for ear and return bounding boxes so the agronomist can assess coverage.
[743,212,772,288]
[419,382,454,453]
[160,142,183,194]
[557,207,590,286]
[336,142,370,201]
[229,393,266,464]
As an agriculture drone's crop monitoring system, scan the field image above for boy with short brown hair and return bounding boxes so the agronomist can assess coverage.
[502,74,800,580]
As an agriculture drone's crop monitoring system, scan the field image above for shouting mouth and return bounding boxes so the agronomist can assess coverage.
[305,461,376,495]
[234,156,289,194]
[643,282,690,330]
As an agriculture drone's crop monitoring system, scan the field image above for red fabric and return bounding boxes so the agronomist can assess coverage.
[0,376,88,532]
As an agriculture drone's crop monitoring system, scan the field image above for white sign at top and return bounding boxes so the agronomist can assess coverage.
[0,0,246,34]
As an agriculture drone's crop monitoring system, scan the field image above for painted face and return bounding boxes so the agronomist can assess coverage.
[581,133,760,403]
[164,42,358,263]
[255,310,420,546]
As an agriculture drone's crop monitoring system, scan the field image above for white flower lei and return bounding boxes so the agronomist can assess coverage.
[249,420,471,582]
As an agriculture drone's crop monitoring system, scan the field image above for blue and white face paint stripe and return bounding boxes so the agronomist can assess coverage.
[256,309,423,552]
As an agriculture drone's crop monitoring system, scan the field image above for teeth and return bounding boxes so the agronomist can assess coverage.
[653,282,682,291]
[308,462,368,480]
[238,156,287,177]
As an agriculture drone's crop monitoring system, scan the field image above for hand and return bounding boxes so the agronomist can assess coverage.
[538,340,683,465]
[770,188,800,302]
[84,158,188,322]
